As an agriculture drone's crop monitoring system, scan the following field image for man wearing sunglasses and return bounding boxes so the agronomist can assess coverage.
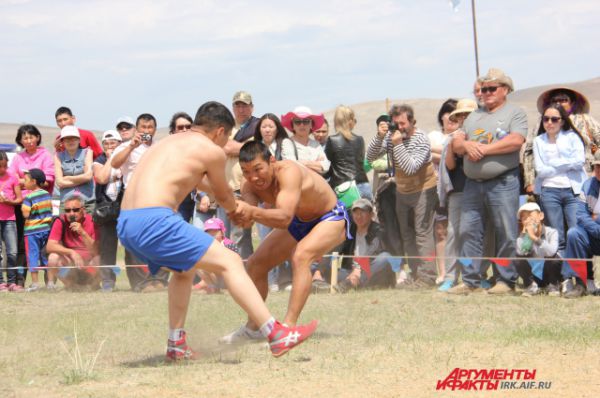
[450,68,528,295]
[46,193,101,289]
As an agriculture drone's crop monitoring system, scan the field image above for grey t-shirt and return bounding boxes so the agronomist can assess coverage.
[463,102,528,180]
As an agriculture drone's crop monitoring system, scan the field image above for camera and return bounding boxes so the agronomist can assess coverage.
[141,133,152,142]
[387,122,398,133]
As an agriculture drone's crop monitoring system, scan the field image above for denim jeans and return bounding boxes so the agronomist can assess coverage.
[0,221,18,284]
[459,169,519,287]
[563,226,597,281]
[539,186,578,254]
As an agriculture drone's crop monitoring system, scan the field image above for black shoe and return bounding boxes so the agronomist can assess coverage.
[334,279,356,294]
[311,279,330,294]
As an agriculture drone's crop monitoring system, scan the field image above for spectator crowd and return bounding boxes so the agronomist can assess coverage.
[0,67,599,299]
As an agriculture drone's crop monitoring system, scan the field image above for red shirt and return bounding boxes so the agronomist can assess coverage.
[55,128,103,159]
[49,213,98,259]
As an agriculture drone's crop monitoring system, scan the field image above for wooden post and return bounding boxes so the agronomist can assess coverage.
[330,252,340,293]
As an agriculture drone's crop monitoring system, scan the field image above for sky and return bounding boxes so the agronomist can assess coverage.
[0,0,598,130]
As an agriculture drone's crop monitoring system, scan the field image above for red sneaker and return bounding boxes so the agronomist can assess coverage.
[268,320,318,357]
[165,332,199,362]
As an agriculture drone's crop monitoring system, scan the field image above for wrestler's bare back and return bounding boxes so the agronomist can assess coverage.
[121,132,229,211]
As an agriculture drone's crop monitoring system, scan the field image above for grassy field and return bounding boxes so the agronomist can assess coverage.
[2,282,600,398]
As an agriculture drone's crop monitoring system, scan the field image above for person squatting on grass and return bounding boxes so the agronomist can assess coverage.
[46,193,101,291]
[218,140,349,345]
[116,101,318,361]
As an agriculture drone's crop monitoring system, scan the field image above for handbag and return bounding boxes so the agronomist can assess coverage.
[93,185,123,226]
[334,180,361,208]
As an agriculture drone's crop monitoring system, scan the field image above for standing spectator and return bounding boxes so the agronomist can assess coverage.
[449,68,527,295]
[47,194,101,291]
[54,106,103,159]
[111,113,169,292]
[367,104,438,286]
[313,118,330,148]
[169,112,196,222]
[92,130,123,291]
[369,115,392,195]
[473,79,484,108]
[561,151,600,298]
[21,169,53,292]
[524,87,600,193]
[533,104,587,255]
[54,126,95,214]
[515,202,561,297]
[0,151,22,292]
[428,99,458,284]
[11,124,55,287]
[437,99,477,292]
[281,106,330,175]
[325,105,372,201]
[219,91,259,260]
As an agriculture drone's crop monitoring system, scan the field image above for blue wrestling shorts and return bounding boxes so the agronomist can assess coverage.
[117,207,214,275]
[287,200,352,242]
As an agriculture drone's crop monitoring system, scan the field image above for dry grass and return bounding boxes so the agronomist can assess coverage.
[2,284,600,397]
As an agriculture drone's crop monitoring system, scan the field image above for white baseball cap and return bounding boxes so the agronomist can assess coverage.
[518,202,541,218]
[102,130,122,142]
[60,125,80,140]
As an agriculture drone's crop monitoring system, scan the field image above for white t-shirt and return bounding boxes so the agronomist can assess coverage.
[541,143,571,188]
[111,141,152,188]
[293,137,330,173]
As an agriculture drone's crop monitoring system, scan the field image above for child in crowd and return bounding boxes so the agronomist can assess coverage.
[515,202,561,296]
[0,151,23,292]
[21,169,54,292]
[193,218,239,294]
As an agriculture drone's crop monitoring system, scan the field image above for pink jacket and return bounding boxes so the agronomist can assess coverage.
[10,146,55,195]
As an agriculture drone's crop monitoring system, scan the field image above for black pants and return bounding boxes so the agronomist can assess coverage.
[515,257,562,287]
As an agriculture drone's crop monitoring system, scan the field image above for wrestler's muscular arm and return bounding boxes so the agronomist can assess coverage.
[203,146,237,214]
[240,165,302,229]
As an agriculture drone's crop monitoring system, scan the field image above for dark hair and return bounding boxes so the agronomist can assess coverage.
[193,101,235,131]
[15,124,43,148]
[536,103,584,143]
[136,113,157,127]
[437,99,458,127]
[239,140,272,164]
[169,112,193,134]
[389,104,416,123]
[55,106,73,118]
[253,113,289,161]
[0,151,8,163]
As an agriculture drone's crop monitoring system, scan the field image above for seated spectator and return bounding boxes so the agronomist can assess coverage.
[192,218,239,294]
[312,198,395,293]
[561,151,600,298]
[54,126,95,214]
[515,202,561,297]
[533,104,587,256]
[281,106,330,175]
[46,194,101,291]
[21,169,53,292]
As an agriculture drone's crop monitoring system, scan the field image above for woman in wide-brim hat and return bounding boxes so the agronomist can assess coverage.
[523,87,600,193]
[281,106,330,174]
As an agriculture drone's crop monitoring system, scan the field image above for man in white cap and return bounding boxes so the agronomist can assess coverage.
[218,91,260,259]
[450,68,528,295]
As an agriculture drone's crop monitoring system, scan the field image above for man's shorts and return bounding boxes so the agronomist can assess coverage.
[287,201,351,242]
[117,207,214,275]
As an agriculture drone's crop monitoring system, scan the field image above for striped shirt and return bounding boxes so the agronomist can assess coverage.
[22,189,53,235]
[366,129,432,176]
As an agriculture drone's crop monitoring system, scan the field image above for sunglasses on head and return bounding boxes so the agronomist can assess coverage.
[176,124,192,131]
[293,119,312,125]
[542,116,562,123]
[481,86,500,94]
[64,207,81,213]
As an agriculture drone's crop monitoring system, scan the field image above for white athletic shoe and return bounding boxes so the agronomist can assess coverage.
[218,325,265,345]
